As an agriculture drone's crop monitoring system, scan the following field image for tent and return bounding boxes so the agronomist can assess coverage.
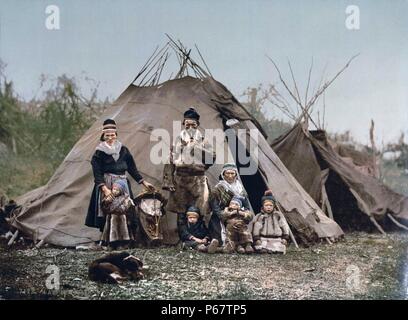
[271,122,408,233]
[332,142,377,177]
[262,54,408,233]
[9,41,343,247]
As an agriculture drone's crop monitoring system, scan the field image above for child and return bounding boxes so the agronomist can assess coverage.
[101,180,135,249]
[220,196,254,254]
[250,190,290,254]
[178,206,220,253]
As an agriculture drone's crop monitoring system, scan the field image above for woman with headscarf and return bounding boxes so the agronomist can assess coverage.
[85,119,155,246]
[209,163,250,246]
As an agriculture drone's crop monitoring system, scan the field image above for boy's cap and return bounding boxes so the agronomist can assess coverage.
[186,205,200,217]
[230,195,243,207]
[261,190,276,205]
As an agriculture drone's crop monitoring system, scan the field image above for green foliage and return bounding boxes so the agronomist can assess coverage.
[0,69,106,198]
[0,80,25,144]
[381,161,408,196]
[381,136,408,196]
[386,135,408,171]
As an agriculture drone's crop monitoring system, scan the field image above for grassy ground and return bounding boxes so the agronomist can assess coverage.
[1,232,407,300]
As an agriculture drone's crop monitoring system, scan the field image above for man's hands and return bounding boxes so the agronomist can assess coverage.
[142,180,156,192]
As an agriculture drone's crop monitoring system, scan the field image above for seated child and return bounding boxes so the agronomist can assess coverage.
[178,206,220,253]
[101,180,135,249]
[220,196,254,254]
[250,190,290,254]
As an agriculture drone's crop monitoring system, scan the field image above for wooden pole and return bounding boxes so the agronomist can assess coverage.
[35,239,45,249]
[369,120,380,178]
[370,217,386,235]
[387,213,408,232]
[349,188,386,235]
[7,229,19,246]
[275,202,299,249]
[322,184,334,220]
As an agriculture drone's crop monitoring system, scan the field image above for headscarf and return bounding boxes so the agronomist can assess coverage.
[218,163,244,196]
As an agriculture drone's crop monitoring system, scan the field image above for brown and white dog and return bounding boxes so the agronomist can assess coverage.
[88,251,145,284]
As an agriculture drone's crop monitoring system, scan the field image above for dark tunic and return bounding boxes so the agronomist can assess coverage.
[178,214,210,243]
[85,145,144,231]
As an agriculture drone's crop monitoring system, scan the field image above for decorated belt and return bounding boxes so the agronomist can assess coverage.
[175,167,205,176]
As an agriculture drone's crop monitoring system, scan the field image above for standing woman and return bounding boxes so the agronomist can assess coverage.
[85,119,155,246]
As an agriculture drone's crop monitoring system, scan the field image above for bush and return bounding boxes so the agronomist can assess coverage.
[0,67,107,198]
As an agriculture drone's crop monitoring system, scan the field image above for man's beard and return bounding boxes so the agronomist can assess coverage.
[186,128,197,137]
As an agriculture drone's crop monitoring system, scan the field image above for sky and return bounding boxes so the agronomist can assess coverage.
[0,0,407,145]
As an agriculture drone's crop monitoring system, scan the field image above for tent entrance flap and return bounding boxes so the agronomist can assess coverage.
[325,170,375,231]
[227,130,267,213]
[240,167,267,214]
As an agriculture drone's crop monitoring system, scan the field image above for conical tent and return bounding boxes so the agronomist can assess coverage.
[271,122,408,232]
[10,43,343,247]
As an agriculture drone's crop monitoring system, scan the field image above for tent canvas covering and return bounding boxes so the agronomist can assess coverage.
[10,42,344,247]
[271,122,408,231]
[10,76,345,247]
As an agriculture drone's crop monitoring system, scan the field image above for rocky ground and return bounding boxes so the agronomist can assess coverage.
[1,231,407,300]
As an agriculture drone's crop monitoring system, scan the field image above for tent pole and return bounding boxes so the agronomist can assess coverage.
[322,184,334,220]
[7,229,19,246]
[275,202,299,249]
[387,214,408,232]
[349,188,386,235]
[35,239,45,249]
[370,217,386,235]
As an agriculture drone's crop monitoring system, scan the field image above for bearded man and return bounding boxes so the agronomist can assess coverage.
[162,107,216,228]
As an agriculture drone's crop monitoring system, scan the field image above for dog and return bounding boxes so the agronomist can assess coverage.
[88,251,144,284]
